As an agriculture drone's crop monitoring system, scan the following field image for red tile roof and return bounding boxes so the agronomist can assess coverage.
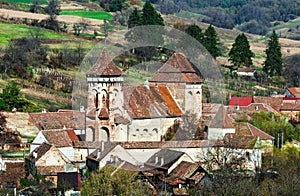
[41,129,78,147]
[287,87,300,98]
[163,52,196,73]
[169,161,200,180]
[67,130,80,142]
[253,96,283,111]
[86,49,123,77]
[157,85,182,116]
[280,102,300,111]
[228,96,253,106]
[149,52,204,84]
[247,123,274,140]
[123,85,182,119]
[30,111,85,130]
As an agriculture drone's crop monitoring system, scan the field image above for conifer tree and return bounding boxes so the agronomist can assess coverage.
[203,25,221,58]
[228,33,254,70]
[142,1,164,26]
[185,24,204,44]
[128,8,142,28]
[263,30,282,77]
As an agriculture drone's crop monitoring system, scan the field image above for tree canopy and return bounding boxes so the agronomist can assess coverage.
[203,25,221,58]
[229,33,254,69]
[81,166,151,196]
[142,1,164,26]
[0,81,41,112]
[263,30,282,77]
[185,24,204,43]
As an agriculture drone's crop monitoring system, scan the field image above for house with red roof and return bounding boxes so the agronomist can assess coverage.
[30,129,80,162]
[228,96,253,107]
[85,50,203,143]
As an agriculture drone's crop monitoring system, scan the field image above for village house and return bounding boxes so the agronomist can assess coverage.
[27,142,78,187]
[30,129,80,162]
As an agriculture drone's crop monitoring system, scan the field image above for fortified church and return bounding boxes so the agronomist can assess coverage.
[85,49,203,142]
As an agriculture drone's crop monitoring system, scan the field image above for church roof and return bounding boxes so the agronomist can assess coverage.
[123,85,182,119]
[86,49,123,77]
[149,53,204,84]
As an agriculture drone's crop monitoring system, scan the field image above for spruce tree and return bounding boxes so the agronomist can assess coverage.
[185,24,204,43]
[142,1,164,26]
[263,30,282,77]
[128,8,142,28]
[203,25,221,58]
[228,33,254,70]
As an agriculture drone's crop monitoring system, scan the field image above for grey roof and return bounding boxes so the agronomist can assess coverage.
[146,148,185,168]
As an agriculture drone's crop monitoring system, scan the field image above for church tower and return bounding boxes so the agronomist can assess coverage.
[85,49,124,142]
[149,52,203,118]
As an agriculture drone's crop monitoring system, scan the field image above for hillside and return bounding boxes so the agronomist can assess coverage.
[0,0,300,111]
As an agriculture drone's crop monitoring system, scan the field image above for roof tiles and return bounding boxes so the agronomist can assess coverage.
[229,96,253,106]
[123,85,182,119]
[86,49,123,77]
[149,52,203,84]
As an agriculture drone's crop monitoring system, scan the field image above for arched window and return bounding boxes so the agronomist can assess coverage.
[99,127,110,141]
[152,128,158,133]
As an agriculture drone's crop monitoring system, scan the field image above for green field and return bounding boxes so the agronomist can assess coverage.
[0,22,79,45]
[3,0,47,4]
[60,10,113,21]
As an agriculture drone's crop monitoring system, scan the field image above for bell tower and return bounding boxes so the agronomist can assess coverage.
[85,49,124,142]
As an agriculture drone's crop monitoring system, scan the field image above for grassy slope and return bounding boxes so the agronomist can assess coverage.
[0,22,70,45]
[60,10,113,20]
[3,0,47,4]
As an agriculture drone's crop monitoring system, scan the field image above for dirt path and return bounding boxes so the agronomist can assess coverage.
[0,8,104,26]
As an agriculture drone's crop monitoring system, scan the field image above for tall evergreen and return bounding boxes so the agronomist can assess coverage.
[185,24,204,43]
[263,30,282,77]
[128,8,142,28]
[142,1,164,26]
[203,25,221,58]
[228,33,254,69]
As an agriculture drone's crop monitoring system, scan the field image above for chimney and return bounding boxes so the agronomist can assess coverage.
[236,105,240,110]
[42,108,46,113]
[160,157,164,166]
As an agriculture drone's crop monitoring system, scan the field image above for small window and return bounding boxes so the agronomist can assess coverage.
[152,128,158,133]
[143,129,148,133]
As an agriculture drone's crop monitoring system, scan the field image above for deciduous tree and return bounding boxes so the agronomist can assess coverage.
[81,166,150,195]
